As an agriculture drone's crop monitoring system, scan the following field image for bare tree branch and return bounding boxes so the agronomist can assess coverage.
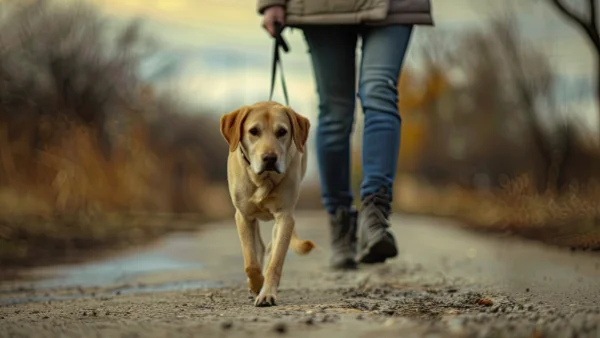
[550,0,600,50]
[591,0,598,30]
[550,0,600,118]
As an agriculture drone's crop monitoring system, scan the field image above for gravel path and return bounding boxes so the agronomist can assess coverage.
[1,211,599,338]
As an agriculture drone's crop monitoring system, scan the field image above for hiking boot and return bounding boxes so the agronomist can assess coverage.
[356,188,398,264]
[329,206,358,270]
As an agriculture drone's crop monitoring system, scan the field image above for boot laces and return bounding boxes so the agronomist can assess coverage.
[361,189,391,229]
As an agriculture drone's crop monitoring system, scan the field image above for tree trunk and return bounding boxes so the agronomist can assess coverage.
[597,55,600,132]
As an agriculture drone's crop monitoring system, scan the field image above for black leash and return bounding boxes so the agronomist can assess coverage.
[269,22,290,106]
[241,23,290,167]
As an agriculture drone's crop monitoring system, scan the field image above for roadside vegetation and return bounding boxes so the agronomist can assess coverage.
[0,0,231,269]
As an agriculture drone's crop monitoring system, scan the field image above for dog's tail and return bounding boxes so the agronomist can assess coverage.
[290,229,315,255]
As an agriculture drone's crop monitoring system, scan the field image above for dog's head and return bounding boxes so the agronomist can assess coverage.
[220,101,310,175]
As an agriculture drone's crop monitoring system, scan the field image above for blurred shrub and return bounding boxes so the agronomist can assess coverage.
[0,0,230,267]
[392,13,600,249]
[397,14,600,194]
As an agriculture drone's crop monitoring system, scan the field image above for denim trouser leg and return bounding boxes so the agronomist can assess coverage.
[358,25,413,202]
[303,25,413,214]
[303,26,358,215]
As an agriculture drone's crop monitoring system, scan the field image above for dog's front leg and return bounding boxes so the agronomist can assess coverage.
[255,211,294,307]
[235,210,264,296]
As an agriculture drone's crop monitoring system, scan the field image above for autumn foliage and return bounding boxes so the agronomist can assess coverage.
[397,67,449,171]
[0,1,230,267]
[392,18,600,250]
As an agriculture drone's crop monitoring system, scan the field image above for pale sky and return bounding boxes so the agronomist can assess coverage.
[81,0,596,179]
[88,0,594,109]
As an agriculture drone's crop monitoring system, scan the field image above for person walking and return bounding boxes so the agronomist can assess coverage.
[257,0,433,270]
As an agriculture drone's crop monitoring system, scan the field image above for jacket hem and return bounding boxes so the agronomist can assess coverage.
[257,0,286,15]
[286,12,434,26]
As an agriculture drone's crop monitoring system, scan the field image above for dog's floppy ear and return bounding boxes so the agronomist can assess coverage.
[284,107,311,153]
[220,106,251,152]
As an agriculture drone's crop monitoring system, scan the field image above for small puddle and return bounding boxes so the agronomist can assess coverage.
[0,233,223,306]
[34,251,205,289]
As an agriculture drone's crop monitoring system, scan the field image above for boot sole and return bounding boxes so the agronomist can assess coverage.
[330,258,358,270]
[357,233,398,264]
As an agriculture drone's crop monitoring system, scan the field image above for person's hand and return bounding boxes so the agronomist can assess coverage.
[262,6,285,37]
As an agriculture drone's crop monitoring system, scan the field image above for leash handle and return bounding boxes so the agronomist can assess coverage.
[269,22,290,106]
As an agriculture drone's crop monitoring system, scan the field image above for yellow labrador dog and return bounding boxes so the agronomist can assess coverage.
[220,101,315,307]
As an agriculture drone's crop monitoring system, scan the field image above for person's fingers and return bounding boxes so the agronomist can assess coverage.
[262,18,275,37]
[267,21,276,37]
[275,14,285,29]
[262,8,285,37]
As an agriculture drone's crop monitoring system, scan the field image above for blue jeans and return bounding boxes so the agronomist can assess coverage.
[302,25,413,215]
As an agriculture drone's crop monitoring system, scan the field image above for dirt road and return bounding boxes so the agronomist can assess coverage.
[1,212,600,338]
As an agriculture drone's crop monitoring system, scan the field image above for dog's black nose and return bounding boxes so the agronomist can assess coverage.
[262,153,278,166]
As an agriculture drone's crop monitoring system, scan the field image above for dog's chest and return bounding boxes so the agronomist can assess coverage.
[233,175,280,221]
[250,200,275,221]
[233,188,274,221]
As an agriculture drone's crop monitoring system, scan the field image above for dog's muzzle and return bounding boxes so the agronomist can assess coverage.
[261,153,280,174]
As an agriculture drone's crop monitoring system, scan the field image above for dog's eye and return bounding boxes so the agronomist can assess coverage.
[249,127,259,136]
[276,129,287,138]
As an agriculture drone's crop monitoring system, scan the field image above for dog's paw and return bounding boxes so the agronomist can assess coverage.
[248,288,257,300]
[246,269,264,295]
[254,291,277,307]
[247,277,264,296]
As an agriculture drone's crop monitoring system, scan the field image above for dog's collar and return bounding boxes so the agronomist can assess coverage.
[239,146,251,166]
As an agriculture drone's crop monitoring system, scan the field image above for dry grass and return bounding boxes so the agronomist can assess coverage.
[395,174,600,250]
[0,0,231,269]
[386,12,600,250]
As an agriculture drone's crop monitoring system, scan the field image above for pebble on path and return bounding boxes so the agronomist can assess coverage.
[273,322,287,333]
[221,320,233,330]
